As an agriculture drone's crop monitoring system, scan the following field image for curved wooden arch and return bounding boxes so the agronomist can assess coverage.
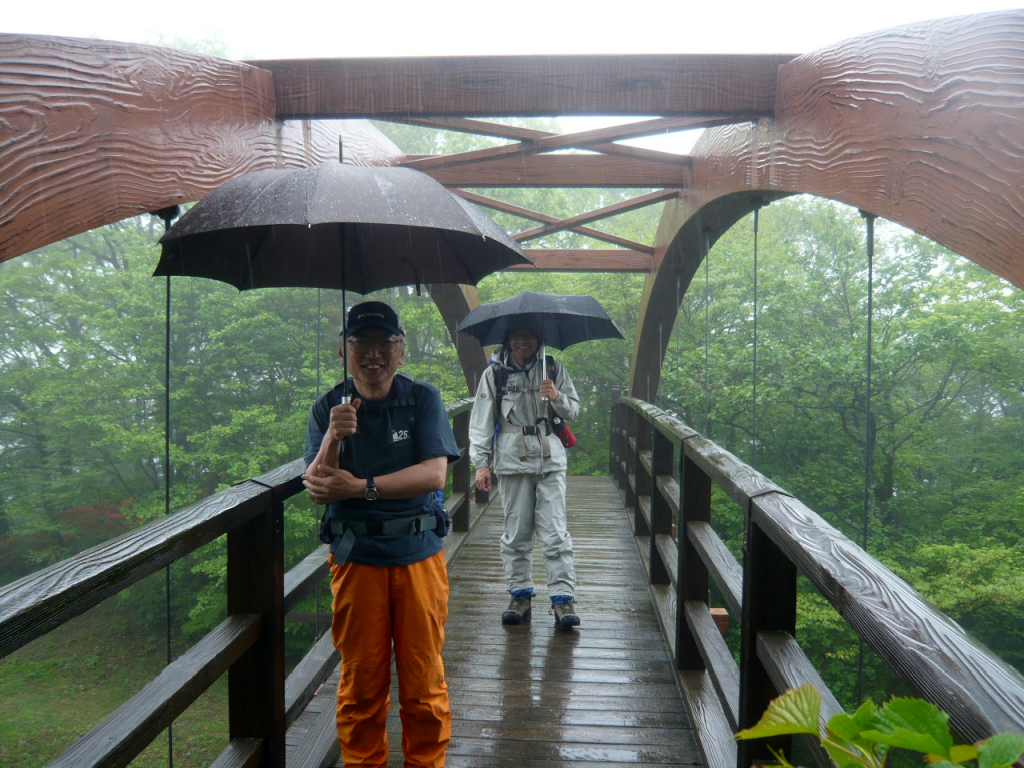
[0,34,402,261]
[629,10,1024,398]
[428,284,490,393]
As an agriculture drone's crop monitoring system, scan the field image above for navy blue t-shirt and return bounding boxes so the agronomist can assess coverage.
[304,374,460,566]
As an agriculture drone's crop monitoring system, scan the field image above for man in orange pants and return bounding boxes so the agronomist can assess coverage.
[304,301,460,767]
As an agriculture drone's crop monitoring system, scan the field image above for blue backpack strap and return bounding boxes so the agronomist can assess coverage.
[390,373,417,408]
[356,373,417,411]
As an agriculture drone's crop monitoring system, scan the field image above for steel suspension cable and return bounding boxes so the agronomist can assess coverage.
[156,206,178,768]
[857,210,877,704]
[861,213,875,552]
[314,288,322,641]
[164,273,173,768]
[704,228,711,436]
[751,203,762,469]
[676,271,681,414]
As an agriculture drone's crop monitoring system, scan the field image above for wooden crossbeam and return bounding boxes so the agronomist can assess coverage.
[248,54,792,118]
[424,154,691,187]
[514,249,654,271]
[453,190,654,254]
[388,117,555,142]
[402,118,713,172]
[513,189,681,243]
[390,117,696,165]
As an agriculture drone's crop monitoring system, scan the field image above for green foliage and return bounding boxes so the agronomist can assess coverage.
[0,600,228,768]
[2,122,1024,758]
[736,685,1024,768]
[663,196,1024,692]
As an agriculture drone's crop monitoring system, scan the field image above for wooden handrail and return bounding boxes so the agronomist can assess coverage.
[610,396,1024,768]
[0,480,273,660]
[0,398,476,768]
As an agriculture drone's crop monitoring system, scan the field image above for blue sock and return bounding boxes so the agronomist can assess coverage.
[550,595,574,605]
[510,588,534,600]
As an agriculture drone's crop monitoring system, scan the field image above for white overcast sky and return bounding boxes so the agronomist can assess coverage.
[4,1,1021,59]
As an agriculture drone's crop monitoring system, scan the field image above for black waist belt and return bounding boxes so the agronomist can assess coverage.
[329,514,436,538]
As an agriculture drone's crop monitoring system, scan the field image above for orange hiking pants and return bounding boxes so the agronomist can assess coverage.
[329,550,451,768]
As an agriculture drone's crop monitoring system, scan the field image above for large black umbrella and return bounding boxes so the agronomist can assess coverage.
[455,291,624,350]
[154,161,531,385]
[154,162,530,293]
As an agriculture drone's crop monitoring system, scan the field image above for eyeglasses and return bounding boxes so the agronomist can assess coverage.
[347,337,402,354]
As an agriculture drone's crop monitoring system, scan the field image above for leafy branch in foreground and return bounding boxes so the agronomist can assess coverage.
[735,684,1024,768]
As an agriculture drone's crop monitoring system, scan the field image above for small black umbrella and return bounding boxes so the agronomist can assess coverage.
[154,161,531,386]
[455,291,624,350]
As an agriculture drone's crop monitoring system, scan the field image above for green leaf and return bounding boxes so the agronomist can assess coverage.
[978,733,1024,768]
[946,745,979,764]
[862,698,953,758]
[735,685,822,740]
[853,700,879,728]
[828,713,863,741]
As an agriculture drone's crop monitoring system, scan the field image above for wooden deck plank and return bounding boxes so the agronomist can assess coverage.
[296,476,700,767]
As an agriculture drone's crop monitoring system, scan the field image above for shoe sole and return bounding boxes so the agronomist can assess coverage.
[502,607,531,625]
[555,614,580,629]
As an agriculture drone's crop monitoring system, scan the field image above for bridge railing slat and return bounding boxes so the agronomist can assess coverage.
[0,480,271,660]
[48,614,262,768]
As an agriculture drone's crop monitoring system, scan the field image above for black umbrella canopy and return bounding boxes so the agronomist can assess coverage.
[455,291,625,350]
[154,162,531,293]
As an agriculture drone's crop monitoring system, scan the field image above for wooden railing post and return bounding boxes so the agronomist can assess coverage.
[677,451,711,670]
[452,410,471,531]
[608,392,623,484]
[649,428,674,585]
[634,414,653,538]
[227,494,286,766]
[624,407,639,517]
[738,516,797,768]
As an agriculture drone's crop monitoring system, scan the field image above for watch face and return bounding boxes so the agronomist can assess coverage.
[364,480,379,501]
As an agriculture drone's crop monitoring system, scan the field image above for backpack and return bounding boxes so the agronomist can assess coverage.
[490,355,575,449]
[492,354,561,417]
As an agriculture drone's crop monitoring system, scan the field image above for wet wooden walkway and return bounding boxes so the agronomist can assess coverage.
[292,476,701,768]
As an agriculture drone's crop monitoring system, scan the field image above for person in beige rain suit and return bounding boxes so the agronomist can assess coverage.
[468,325,582,629]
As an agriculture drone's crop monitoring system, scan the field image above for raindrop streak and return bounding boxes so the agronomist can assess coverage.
[751,204,761,470]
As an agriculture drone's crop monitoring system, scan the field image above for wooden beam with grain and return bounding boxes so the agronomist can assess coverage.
[249,54,792,119]
[512,249,654,272]
[514,189,681,242]
[628,10,1024,402]
[402,117,710,172]
[393,118,696,166]
[453,190,654,253]
[424,153,692,187]
[0,34,403,263]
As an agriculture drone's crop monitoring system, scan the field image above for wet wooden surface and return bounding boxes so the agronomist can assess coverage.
[292,475,701,767]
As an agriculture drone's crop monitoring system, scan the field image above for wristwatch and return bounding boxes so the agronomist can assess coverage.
[363,476,379,501]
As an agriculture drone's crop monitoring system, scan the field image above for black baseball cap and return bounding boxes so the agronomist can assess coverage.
[343,301,404,338]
